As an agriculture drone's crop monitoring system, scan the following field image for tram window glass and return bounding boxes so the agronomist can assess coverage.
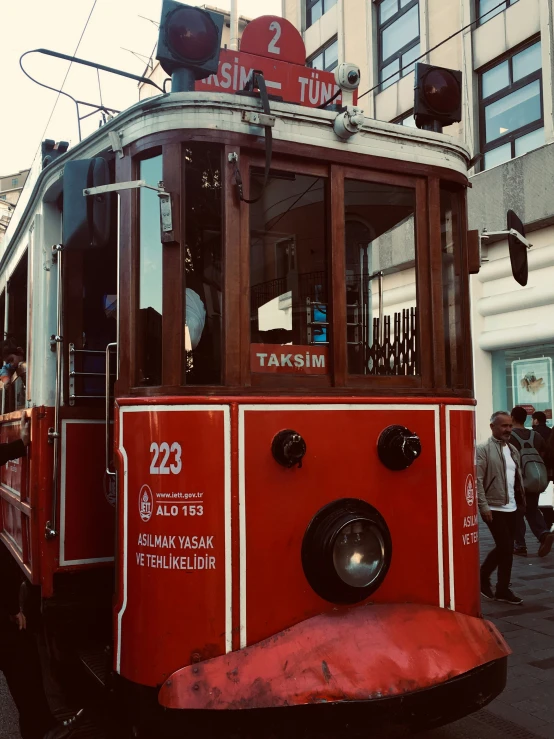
[137,154,163,386]
[378,0,420,90]
[250,171,328,375]
[182,143,222,386]
[344,180,417,377]
[4,253,28,412]
[441,187,465,388]
[480,40,543,170]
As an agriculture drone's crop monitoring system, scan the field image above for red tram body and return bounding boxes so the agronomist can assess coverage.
[0,7,510,736]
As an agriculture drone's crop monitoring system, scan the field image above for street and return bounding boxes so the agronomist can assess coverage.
[1,521,553,739]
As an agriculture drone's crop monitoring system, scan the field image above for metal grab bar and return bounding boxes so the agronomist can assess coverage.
[106,343,117,478]
[68,343,116,404]
[70,347,108,354]
[46,245,64,540]
[70,371,116,378]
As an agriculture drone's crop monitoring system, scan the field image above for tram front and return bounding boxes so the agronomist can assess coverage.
[85,5,510,736]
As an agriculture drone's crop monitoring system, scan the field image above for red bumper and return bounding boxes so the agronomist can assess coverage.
[158,603,510,710]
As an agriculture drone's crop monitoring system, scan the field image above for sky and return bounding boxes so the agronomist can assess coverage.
[1,0,281,176]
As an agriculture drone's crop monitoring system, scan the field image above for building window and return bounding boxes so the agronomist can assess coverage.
[0,195,6,200]
[306,0,337,29]
[11,178,18,187]
[480,40,543,171]
[393,111,417,127]
[307,37,339,72]
[378,0,420,91]
[477,0,519,26]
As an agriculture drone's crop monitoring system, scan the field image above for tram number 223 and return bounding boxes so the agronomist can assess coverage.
[150,442,182,475]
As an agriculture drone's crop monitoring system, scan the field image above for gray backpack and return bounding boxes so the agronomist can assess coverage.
[512,429,548,494]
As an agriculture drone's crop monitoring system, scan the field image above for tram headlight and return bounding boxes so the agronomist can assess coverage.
[301,499,392,604]
[332,519,385,588]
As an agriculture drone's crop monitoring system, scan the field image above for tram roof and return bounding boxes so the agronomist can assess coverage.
[1,92,471,271]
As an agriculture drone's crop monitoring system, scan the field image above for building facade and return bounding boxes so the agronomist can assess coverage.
[0,169,29,246]
[283,0,554,441]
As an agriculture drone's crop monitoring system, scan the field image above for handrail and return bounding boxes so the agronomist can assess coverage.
[46,245,64,540]
[106,343,117,478]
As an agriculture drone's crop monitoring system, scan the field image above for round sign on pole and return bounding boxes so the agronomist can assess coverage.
[240,16,306,65]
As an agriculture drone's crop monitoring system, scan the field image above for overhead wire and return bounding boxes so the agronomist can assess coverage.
[357,0,511,101]
[30,0,98,167]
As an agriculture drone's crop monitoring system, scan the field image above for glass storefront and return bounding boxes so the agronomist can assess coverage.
[492,343,554,428]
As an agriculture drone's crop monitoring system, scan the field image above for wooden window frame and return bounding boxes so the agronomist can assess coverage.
[338,165,431,391]
[116,130,473,398]
[242,153,333,391]
[119,135,238,397]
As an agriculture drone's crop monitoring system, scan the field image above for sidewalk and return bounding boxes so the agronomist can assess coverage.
[479,520,554,738]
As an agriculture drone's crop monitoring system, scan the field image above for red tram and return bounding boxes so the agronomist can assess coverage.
[0,4,511,736]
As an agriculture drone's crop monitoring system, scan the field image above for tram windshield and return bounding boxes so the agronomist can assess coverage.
[250,171,329,373]
[345,180,417,376]
[137,144,223,387]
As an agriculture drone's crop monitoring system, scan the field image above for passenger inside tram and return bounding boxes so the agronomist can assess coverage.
[0,338,26,389]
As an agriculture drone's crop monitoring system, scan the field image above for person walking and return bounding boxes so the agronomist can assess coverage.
[510,406,553,558]
[477,411,525,605]
[532,411,552,444]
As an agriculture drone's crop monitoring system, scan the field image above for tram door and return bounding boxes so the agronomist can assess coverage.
[59,199,118,568]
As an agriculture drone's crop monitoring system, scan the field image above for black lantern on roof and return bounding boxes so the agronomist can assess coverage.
[414,63,462,133]
[156,1,224,91]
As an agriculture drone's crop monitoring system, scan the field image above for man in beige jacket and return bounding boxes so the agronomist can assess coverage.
[477,411,526,606]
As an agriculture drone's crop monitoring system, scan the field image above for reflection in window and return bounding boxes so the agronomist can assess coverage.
[307,37,339,72]
[485,81,541,143]
[344,180,417,376]
[183,144,222,385]
[478,0,519,25]
[250,172,328,374]
[306,0,337,28]
[441,188,465,388]
[480,40,543,169]
[378,0,420,90]
[138,154,163,386]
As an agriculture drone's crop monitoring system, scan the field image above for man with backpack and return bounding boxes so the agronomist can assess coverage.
[510,406,554,558]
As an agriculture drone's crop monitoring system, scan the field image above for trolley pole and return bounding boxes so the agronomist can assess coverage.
[230,0,239,51]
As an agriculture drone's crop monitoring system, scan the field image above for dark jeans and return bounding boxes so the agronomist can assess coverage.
[481,510,517,594]
[0,621,56,739]
[515,492,550,548]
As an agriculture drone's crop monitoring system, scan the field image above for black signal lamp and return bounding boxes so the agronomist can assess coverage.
[507,210,528,287]
[157,0,223,91]
[414,63,462,132]
[41,139,70,170]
